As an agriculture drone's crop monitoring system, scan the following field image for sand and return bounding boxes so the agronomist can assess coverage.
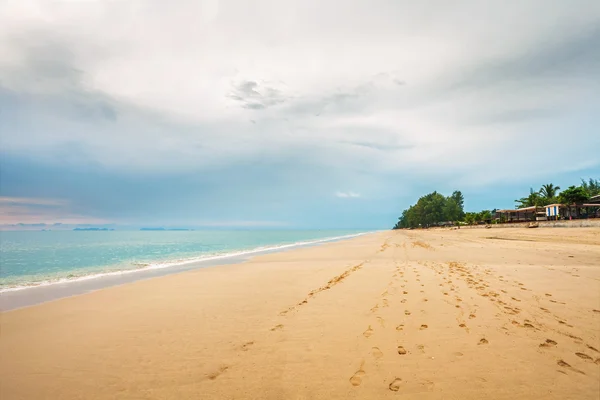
[1,228,599,399]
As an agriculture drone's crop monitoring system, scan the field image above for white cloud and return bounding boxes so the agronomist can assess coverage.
[336,191,361,198]
[1,0,599,189]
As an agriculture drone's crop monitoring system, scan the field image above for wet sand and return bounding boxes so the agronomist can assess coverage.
[2,228,599,399]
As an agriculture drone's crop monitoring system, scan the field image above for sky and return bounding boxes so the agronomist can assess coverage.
[1,0,599,229]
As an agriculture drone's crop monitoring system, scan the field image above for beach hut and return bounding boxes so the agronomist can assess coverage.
[545,204,563,221]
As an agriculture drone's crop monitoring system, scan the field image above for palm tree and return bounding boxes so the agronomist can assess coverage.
[515,188,541,208]
[539,183,560,199]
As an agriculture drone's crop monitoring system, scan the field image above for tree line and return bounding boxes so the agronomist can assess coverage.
[515,179,599,208]
[393,178,599,229]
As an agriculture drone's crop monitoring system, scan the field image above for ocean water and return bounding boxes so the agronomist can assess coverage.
[0,229,368,291]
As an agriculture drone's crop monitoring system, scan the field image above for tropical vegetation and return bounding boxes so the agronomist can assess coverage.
[393,178,599,229]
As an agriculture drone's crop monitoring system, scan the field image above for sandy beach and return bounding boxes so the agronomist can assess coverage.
[1,228,599,399]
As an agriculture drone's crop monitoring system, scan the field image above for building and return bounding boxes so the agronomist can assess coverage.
[545,200,600,220]
[545,204,563,221]
[496,195,600,223]
[495,206,540,222]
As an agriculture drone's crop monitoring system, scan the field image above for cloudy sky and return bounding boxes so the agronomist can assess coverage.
[1,0,599,228]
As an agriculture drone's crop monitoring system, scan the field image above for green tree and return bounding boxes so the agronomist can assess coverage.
[515,188,542,208]
[539,183,560,199]
[443,199,462,222]
[450,191,465,220]
[478,210,492,223]
[580,178,600,196]
[393,190,465,229]
[559,186,589,205]
[464,212,476,225]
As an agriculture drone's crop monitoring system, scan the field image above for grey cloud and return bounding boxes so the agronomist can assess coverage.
[282,71,409,117]
[466,108,559,126]
[1,30,119,123]
[227,80,288,110]
[283,81,380,117]
[340,140,415,152]
[443,25,600,93]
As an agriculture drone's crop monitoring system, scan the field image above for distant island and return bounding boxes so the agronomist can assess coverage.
[73,228,115,231]
[140,228,194,231]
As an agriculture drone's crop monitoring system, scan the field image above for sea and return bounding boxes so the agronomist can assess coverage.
[0,229,369,292]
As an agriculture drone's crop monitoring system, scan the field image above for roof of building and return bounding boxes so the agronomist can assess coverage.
[589,194,600,203]
[496,206,537,213]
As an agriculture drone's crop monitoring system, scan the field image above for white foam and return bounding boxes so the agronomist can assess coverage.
[0,231,375,293]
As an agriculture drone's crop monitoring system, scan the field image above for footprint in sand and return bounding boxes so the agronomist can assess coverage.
[241,341,255,351]
[478,338,489,345]
[397,346,407,355]
[420,324,428,330]
[372,347,384,359]
[405,310,411,316]
[396,324,404,331]
[401,299,407,304]
[587,345,599,353]
[270,324,284,331]
[377,317,386,328]
[403,291,408,295]
[207,365,229,380]
[575,353,593,361]
[459,323,467,328]
[539,339,557,348]
[469,314,476,319]
[557,359,571,368]
[557,320,573,327]
[545,293,552,297]
[363,326,374,338]
[349,365,366,387]
[388,378,402,391]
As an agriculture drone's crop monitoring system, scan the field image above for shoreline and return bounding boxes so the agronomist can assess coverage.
[0,231,375,311]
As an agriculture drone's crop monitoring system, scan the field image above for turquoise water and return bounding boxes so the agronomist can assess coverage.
[0,230,367,290]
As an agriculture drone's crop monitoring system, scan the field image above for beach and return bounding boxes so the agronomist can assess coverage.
[1,228,599,399]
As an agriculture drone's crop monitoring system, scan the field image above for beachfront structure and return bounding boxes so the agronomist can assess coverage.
[497,201,600,222]
[495,206,540,222]
[545,202,600,220]
[545,204,562,220]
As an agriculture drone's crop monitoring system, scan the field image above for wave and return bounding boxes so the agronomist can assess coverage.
[0,231,374,293]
